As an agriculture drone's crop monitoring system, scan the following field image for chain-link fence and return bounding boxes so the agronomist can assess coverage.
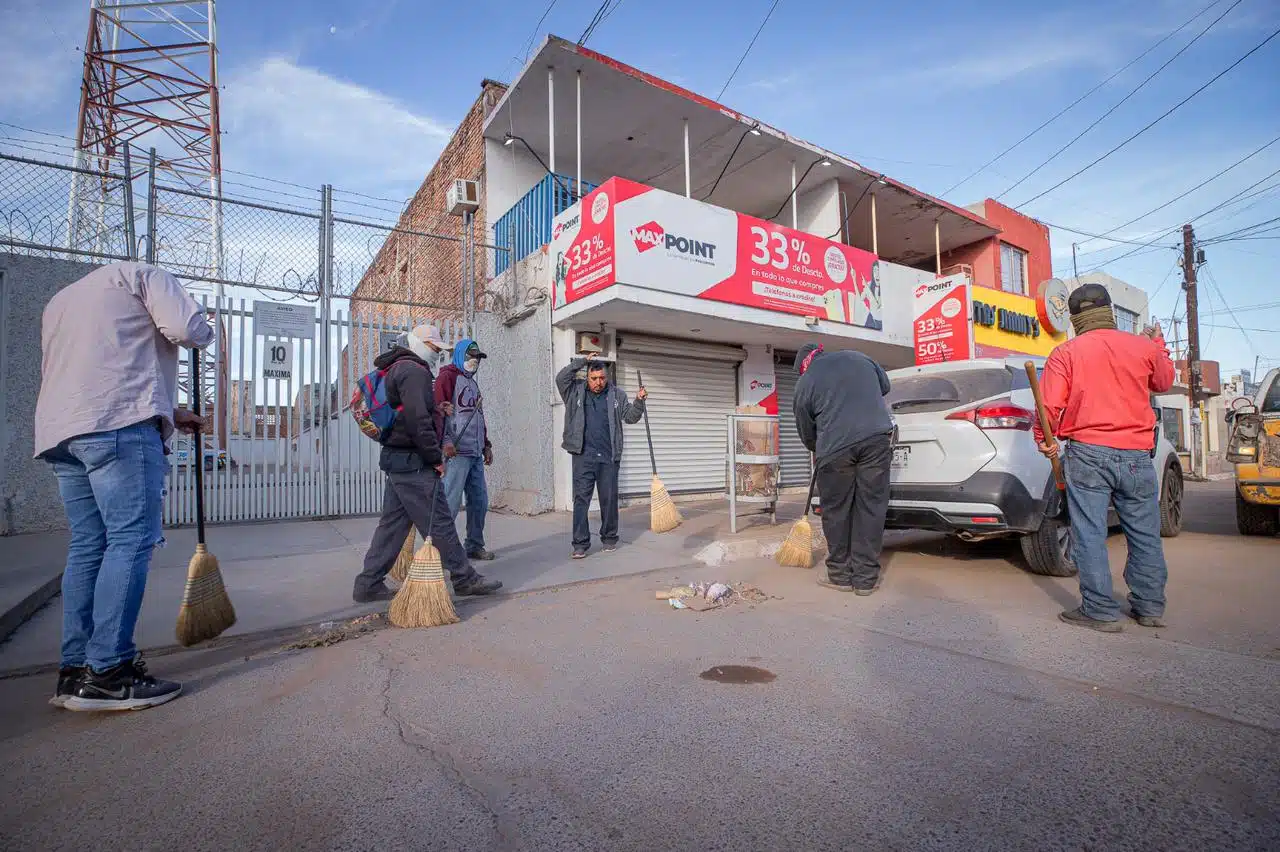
[0,149,510,318]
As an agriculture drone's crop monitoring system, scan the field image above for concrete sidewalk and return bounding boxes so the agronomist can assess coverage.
[0,497,797,672]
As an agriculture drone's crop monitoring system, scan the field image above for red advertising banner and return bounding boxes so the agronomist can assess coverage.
[549,178,883,329]
[912,273,973,365]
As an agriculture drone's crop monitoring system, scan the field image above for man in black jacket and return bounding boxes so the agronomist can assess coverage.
[555,354,646,558]
[793,343,894,595]
[353,325,501,603]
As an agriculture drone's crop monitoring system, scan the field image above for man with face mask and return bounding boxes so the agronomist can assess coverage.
[434,337,494,561]
[353,325,501,603]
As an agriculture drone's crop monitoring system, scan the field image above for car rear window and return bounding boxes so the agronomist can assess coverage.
[886,367,1019,414]
[1262,379,1280,414]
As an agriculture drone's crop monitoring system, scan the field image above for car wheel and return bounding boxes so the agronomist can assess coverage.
[1019,515,1077,577]
[1159,464,1183,537]
[1236,489,1280,537]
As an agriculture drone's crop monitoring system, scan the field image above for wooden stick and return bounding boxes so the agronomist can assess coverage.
[1025,361,1065,491]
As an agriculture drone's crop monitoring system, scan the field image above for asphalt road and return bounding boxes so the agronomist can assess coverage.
[1,481,1276,851]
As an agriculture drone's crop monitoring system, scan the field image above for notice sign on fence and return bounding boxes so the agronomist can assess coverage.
[254,301,315,340]
[378,330,402,353]
[264,340,294,381]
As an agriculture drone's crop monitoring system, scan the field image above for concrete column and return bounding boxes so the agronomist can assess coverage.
[548,67,556,175]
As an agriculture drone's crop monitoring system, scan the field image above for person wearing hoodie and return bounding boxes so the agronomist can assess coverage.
[434,337,494,561]
[353,325,501,603]
[555,353,647,558]
[793,343,894,595]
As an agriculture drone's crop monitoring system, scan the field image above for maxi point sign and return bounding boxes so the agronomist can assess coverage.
[549,177,884,330]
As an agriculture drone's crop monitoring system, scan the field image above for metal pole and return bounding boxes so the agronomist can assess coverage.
[145,148,157,265]
[838,190,848,244]
[1182,223,1204,479]
[1071,242,1079,280]
[790,162,797,229]
[320,184,333,516]
[934,219,942,275]
[683,119,691,198]
[576,71,582,197]
[122,145,136,260]
[547,67,556,175]
[871,192,878,255]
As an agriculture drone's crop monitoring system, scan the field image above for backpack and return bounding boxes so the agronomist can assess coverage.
[350,366,401,443]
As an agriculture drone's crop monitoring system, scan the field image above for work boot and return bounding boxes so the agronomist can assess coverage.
[817,578,855,593]
[467,549,496,561]
[49,665,86,708]
[1059,607,1123,633]
[65,658,181,712]
[454,575,503,597]
[1128,609,1167,628]
[353,583,395,603]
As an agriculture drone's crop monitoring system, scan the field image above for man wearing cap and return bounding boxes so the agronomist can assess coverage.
[792,343,895,595]
[353,325,501,603]
[434,337,495,561]
[1033,283,1175,633]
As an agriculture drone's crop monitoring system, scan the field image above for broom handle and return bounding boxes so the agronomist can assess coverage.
[638,370,657,476]
[190,347,207,545]
[1024,361,1065,491]
[803,458,818,517]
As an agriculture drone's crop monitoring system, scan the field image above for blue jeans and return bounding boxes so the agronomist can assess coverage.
[441,454,488,554]
[1064,441,1168,622]
[45,421,167,671]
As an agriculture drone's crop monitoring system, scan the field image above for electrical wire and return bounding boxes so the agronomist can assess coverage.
[1202,264,1257,351]
[520,0,559,63]
[716,0,782,101]
[1204,214,1280,243]
[1015,24,1280,209]
[997,0,1243,202]
[940,0,1225,197]
[577,1,610,45]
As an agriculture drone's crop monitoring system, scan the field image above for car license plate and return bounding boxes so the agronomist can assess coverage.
[892,445,910,468]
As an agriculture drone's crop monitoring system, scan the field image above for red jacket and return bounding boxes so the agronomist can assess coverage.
[1033,329,1175,451]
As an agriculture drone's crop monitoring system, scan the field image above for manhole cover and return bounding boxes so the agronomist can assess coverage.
[699,665,776,684]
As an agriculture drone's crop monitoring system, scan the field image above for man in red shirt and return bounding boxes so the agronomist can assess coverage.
[1034,283,1176,633]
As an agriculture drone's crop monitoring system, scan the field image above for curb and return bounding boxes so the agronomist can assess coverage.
[0,571,62,647]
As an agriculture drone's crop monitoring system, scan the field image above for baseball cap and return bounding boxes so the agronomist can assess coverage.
[410,324,447,349]
[1068,283,1112,315]
[463,341,487,360]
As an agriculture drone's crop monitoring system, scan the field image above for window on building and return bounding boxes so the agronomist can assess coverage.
[1114,305,1140,333]
[999,243,1027,295]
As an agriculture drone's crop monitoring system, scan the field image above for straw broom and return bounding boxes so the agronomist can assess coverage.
[176,348,237,646]
[388,481,459,629]
[638,370,681,533]
[389,530,415,583]
[776,463,819,568]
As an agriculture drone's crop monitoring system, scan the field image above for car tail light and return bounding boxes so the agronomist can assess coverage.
[946,399,1033,431]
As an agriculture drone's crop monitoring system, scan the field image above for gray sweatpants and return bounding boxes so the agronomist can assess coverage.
[355,449,478,596]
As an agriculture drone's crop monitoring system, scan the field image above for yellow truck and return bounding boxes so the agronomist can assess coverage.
[1225,368,1280,536]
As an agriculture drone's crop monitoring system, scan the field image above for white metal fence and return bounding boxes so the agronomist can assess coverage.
[164,298,470,525]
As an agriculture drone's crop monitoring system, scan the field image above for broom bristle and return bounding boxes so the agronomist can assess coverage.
[388,538,460,629]
[175,544,237,646]
[389,530,415,583]
[775,517,815,568]
[650,475,682,533]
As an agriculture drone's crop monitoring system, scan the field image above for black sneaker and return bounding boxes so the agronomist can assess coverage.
[354,583,396,603]
[818,578,855,593]
[49,665,86,708]
[1059,607,1123,633]
[454,576,503,597]
[64,659,182,712]
[602,542,618,553]
[467,549,497,561]
[571,550,588,560]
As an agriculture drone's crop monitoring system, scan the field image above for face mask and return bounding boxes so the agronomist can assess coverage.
[464,357,481,373]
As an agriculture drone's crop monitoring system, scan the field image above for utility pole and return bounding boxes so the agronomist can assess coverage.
[1182,224,1206,479]
[1071,242,1079,280]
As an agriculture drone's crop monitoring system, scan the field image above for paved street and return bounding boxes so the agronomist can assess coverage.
[1,481,1277,851]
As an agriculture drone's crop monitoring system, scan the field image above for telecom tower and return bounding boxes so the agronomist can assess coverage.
[71,0,227,444]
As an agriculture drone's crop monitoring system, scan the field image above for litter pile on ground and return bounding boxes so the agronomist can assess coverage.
[655,581,771,612]
[283,612,386,649]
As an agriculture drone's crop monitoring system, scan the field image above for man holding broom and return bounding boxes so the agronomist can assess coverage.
[35,261,213,711]
[792,344,894,595]
[1033,283,1174,633]
[353,325,502,603]
[435,337,496,561]
[555,354,646,558]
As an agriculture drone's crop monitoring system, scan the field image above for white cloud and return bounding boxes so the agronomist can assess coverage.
[222,57,453,195]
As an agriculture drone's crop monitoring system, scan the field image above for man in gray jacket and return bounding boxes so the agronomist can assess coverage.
[793,343,894,595]
[555,354,647,558]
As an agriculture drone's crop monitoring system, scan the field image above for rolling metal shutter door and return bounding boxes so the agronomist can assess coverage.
[615,341,741,497]
[774,353,812,488]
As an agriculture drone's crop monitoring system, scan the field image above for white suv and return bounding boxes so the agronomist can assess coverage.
[882,357,1184,576]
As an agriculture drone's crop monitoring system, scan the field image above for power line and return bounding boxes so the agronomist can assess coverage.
[1204,214,1280,242]
[1016,24,1280,209]
[941,0,1225,198]
[1043,219,1179,247]
[716,0,783,101]
[1202,265,1256,351]
[997,0,1242,201]
[521,0,560,63]
[577,1,611,45]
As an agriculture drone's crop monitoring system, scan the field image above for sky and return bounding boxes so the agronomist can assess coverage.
[3,0,1279,383]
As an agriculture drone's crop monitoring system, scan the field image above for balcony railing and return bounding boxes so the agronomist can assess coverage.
[492,173,597,276]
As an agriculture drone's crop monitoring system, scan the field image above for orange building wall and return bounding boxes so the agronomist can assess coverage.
[940,199,1052,296]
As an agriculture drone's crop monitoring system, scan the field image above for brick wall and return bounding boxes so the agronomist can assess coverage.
[349,80,507,326]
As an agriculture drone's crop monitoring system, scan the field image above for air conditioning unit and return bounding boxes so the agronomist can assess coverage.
[446,179,480,217]
[576,330,616,361]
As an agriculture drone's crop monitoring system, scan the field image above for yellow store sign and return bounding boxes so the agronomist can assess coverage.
[971,285,1068,358]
